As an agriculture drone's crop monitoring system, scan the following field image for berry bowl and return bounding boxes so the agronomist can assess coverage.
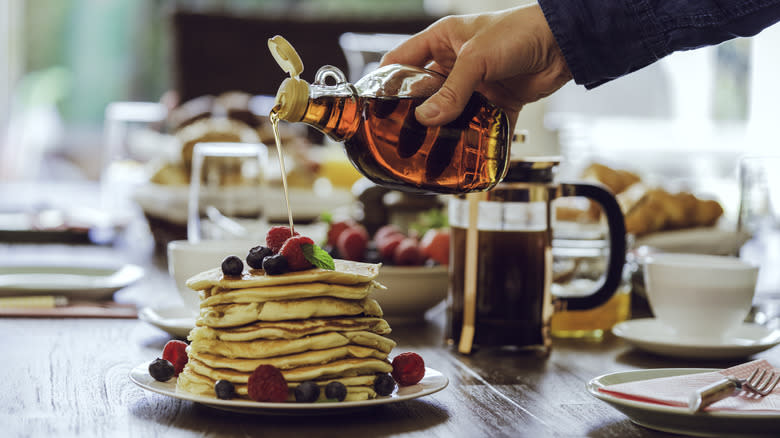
[371,264,449,323]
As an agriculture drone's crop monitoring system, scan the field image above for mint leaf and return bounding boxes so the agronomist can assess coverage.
[302,243,335,270]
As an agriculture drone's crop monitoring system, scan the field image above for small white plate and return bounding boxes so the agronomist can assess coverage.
[138,306,196,338]
[0,264,144,300]
[130,362,448,414]
[612,318,780,359]
[588,368,780,437]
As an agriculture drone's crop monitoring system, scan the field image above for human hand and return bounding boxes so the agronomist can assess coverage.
[380,4,572,129]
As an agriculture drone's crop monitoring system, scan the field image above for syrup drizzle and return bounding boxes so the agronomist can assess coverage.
[270,108,295,235]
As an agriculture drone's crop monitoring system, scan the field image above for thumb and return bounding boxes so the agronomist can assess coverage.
[416,58,482,126]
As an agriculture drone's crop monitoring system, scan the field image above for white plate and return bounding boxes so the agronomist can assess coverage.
[138,305,196,338]
[588,368,780,437]
[612,318,780,359]
[130,362,448,414]
[0,264,144,300]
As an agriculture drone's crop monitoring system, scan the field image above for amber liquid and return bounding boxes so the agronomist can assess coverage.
[448,227,552,349]
[270,110,295,233]
[300,94,510,194]
[550,287,631,339]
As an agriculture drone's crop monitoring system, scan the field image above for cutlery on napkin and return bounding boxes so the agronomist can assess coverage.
[598,360,780,412]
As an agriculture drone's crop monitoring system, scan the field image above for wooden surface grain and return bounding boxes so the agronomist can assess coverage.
[1,241,778,438]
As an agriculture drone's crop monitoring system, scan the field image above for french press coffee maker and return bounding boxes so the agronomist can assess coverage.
[447,156,626,354]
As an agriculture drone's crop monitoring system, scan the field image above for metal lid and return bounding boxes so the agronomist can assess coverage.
[504,156,561,183]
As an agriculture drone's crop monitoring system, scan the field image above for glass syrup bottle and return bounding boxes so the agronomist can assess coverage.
[268,35,511,194]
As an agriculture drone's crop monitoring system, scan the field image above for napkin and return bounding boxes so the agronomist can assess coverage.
[599,360,780,412]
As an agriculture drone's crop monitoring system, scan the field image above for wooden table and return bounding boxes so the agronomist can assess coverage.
[2,238,779,438]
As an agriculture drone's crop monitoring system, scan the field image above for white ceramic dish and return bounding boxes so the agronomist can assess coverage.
[588,368,780,437]
[168,239,258,312]
[371,265,448,322]
[130,363,448,414]
[0,264,144,300]
[636,227,751,256]
[612,318,780,359]
[138,306,196,338]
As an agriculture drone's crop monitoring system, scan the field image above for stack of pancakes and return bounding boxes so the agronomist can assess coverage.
[176,259,396,402]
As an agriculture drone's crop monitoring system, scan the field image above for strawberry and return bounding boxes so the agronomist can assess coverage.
[247,364,288,402]
[393,237,423,266]
[419,228,450,265]
[391,352,425,386]
[337,226,369,261]
[327,219,357,247]
[266,225,299,253]
[279,235,315,271]
[374,224,403,243]
[162,340,188,376]
[377,233,405,262]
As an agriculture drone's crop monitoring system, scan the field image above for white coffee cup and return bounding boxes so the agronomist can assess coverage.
[167,239,255,314]
[643,253,759,341]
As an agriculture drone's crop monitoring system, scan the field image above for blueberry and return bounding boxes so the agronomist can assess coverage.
[215,379,237,400]
[262,254,289,275]
[363,247,382,264]
[221,255,243,276]
[325,381,347,401]
[374,373,396,396]
[148,358,175,382]
[294,381,320,403]
[247,246,273,269]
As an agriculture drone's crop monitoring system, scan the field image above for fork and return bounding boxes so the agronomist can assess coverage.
[689,368,780,412]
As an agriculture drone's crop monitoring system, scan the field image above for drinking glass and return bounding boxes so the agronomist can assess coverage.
[100,101,168,215]
[187,142,268,242]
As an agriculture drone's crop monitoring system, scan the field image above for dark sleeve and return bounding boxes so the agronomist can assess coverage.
[538,0,780,88]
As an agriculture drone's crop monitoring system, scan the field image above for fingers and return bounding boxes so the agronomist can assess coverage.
[380,30,435,68]
[416,43,484,126]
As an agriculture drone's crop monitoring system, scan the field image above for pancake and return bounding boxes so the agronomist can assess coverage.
[190,344,388,372]
[198,297,383,327]
[189,330,396,359]
[199,281,378,307]
[177,367,377,401]
[186,259,382,291]
[188,317,391,342]
[187,356,392,383]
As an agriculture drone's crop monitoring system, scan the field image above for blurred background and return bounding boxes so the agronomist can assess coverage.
[1,0,780,226]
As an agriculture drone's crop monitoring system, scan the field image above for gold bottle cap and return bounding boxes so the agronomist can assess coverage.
[268,35,309,122]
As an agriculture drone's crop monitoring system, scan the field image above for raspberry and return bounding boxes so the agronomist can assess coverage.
[391,352,425,386]
[162,340,188,376]
[337,226,369,261]
[247,364,288,402]
[266,225,299,253]
[279,235,315,271]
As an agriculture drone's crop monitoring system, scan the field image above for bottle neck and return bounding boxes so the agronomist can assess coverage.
[299,88,362,142]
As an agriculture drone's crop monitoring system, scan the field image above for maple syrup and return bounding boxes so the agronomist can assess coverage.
[269,110,295,233]
[300,93,510,194]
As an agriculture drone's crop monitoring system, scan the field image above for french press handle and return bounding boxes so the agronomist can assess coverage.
[555,182,627,311]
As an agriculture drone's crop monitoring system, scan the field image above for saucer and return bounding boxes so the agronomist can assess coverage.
[138,305,196,338]
[612,318,780,359]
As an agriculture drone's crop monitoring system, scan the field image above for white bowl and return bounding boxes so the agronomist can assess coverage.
[371,265,449,323]
[167,239,256,313]
[643,253,759,340]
